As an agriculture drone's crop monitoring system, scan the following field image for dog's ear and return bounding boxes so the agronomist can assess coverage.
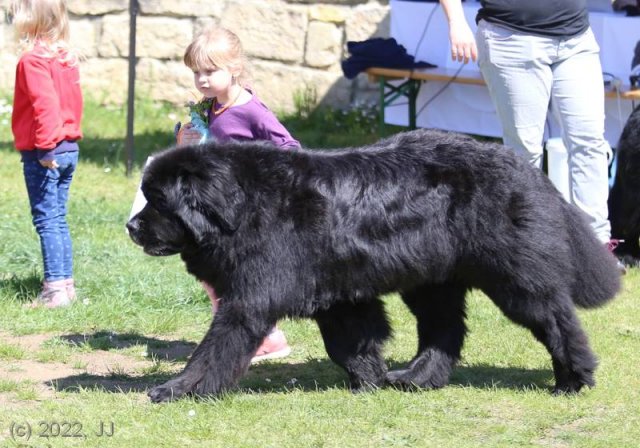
[179,162,246,234]
[174,200,216,243]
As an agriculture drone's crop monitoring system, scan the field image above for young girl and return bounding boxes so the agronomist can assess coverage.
[10,0,83,308]
[179,26,299,362]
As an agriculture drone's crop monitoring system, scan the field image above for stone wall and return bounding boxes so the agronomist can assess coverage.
[0,0,390,112]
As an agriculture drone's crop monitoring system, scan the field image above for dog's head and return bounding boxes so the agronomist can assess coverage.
[126,144,246,256]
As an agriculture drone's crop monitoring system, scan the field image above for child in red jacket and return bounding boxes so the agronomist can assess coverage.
[11,0,83,307]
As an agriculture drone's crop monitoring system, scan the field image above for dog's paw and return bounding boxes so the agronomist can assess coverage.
[385,369,421,391]
[385,368,448,391]
[385,368,410,383]
[148,378,193,403]
[552,383,583,396]
[552,377,592,396]
[551,367,595,396]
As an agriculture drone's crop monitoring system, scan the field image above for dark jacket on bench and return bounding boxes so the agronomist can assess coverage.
[341,38,436,80]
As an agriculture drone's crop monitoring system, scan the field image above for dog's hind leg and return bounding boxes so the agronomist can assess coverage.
[387,282,468,390]
[485,285,598,394]
[314,298,391,392]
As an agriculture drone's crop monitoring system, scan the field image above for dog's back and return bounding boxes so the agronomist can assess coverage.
[283,129,620,306]
[369,129,621,307]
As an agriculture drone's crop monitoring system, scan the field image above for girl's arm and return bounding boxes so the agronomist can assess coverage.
[439,0,477,63]
[19,56,63,151]
[18,56,67,168]
[257,110,300,149]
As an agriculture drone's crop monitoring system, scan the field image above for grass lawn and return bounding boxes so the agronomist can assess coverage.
[0,97,638,447]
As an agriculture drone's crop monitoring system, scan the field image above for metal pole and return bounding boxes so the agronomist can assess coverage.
[125,0,138,176]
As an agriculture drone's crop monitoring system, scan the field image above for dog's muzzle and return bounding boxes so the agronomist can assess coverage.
[126,218,143,246]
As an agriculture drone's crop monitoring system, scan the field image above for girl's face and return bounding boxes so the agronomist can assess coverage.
[193,65,234,99]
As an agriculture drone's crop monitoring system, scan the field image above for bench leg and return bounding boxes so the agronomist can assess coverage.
[376,78,422,134]
[378,77,386,135]
[408,79,420,130]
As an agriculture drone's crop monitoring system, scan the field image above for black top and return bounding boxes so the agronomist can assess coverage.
[477,0,589,38]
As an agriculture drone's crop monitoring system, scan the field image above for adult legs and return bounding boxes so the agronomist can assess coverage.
[551,28,611,243]
[387,282,467,389]
[476,20,554,169]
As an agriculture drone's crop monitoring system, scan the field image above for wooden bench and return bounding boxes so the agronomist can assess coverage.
[366,66,640,133]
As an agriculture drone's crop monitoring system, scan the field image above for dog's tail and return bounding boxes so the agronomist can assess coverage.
[563,203,621,308]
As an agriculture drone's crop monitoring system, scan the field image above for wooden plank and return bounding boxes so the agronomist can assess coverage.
[606,87,640,100]
[366,67,485,86]
[366,66,639,100]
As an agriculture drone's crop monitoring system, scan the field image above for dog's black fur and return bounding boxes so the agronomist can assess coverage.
[609,104,640,266]
[126,128,620,402]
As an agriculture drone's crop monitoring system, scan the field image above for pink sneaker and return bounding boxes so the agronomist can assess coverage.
[251,329,291,363]
[605,239,627,275]
[28,280,71,308]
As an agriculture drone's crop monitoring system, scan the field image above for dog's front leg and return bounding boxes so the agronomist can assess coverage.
[148,306,272,403]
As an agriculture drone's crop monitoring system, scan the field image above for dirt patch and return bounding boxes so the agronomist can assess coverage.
[0,331,193,402]
[1,332,54,353]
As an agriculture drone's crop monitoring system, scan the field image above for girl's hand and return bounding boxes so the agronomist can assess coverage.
[177,123,203,146]
[39,159,59,169]
[448,20,478,63]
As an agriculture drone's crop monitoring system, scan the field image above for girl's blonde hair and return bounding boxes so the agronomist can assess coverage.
[183,26,251,87]
[10,0,77,64]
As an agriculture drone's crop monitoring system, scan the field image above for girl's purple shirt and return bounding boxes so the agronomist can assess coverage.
[207,92,300,149]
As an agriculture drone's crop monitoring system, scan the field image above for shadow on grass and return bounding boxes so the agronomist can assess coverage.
[49,359,349,395]
[243,361,553,394]
[449,364,552,391]
[49,374,161,394]
[49,346,553,396]
[60,331,197,362]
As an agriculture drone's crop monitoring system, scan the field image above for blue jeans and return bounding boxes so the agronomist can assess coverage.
[22,151,78,281]
[476,20,611,243]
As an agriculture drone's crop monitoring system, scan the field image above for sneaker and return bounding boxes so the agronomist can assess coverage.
[28,280,72,308]
[251,329,291,363]
[605,239,627,275]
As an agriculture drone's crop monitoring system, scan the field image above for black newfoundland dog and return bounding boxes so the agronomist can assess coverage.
[127,129,620,403]
[609,104,640,266]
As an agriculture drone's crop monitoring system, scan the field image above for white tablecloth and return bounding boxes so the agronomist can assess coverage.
[386,0,639,146]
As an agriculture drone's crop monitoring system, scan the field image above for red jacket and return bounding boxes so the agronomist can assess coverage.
[12,45,83,151]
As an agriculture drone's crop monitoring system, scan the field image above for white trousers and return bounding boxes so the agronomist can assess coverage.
[476,20,611,242]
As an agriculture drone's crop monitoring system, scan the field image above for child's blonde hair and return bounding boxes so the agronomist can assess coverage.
[10,0,77,63]
[183,26,251,88]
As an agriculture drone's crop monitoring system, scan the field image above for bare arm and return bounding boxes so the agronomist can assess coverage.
[440,0,478,63]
